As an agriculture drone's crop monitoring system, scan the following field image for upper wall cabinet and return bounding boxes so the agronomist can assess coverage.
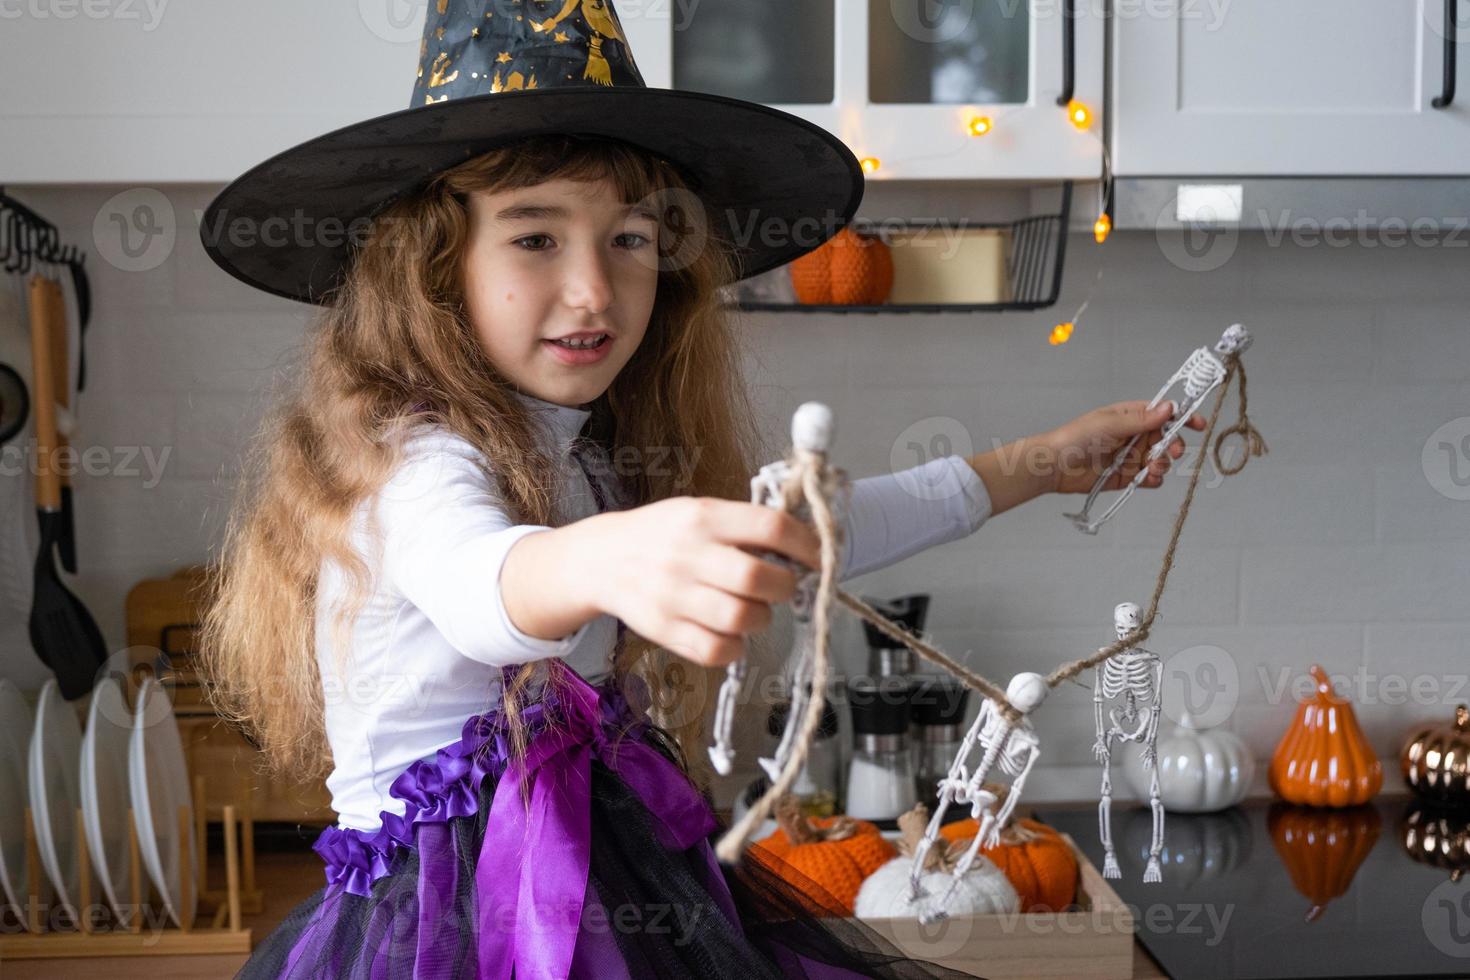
[620,0,1104,180]
[1113,0,1470,175]
[0,4,417,184]
[1,0,1101,184]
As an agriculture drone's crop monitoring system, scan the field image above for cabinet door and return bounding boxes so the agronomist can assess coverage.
[625,0,1103,180]
[1113,0,1470,175]
[0,3,417,183]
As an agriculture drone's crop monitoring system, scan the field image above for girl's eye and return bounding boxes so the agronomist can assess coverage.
[512,232,653,251]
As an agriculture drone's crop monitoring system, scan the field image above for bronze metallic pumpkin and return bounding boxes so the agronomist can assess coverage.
[1400,704,1470,809]
[1399,802,1470,882]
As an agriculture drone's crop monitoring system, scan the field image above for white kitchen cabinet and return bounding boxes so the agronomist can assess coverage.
[0,0,1104,184]
[0,3,418,184]
[1112,0,1470,176]
[619,0,1104,180]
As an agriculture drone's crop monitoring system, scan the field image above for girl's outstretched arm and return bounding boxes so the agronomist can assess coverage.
[970,399,1205,516]
[837,399,1207,581]
[503,496,821,669]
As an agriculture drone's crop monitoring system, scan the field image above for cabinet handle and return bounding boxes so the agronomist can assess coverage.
[1056,0,1076,106]
[1432,0,1459,109]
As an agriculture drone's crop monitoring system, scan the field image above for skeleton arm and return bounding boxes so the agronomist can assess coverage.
[1141,657,1164,767]
[709,461,802,774]
[944,698,992,788]
[985,740,1039,847]
[966,714,1010,795]
[1092,669,1108,761]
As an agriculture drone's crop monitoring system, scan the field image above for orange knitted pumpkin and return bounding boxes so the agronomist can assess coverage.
[788,226,894,305]
[1270,664,1383,807]
[939,816,1079,912]
[751,798,896,914]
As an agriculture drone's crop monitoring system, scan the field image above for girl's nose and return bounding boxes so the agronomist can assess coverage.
[561,244,614,315]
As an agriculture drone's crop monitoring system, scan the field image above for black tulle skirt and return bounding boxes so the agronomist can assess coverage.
[237,665,981,979]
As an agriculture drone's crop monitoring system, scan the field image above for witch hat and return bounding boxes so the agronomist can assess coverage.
[200,0,864,305]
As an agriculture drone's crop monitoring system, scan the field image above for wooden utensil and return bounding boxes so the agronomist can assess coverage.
[27,274,106,699]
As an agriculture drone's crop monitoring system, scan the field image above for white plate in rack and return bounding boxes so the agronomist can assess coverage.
[81,676,133,918]
[129,677,197,929]
[0,678,34,914]
[27,678,83,918]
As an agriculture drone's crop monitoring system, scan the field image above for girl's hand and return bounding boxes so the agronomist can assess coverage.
[1045,400,1206,495]
[580,497,823,668]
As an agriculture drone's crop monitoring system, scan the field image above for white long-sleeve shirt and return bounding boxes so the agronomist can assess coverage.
[317,391,992,830]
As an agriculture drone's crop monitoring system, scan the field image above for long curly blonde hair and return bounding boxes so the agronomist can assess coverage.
[197,134,762,784]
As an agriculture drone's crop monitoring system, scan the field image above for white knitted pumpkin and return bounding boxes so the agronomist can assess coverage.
[853,804,1019,921]
[854,851,1018,920]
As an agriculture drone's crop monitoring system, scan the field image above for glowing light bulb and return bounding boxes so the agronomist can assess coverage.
[968,116,993,137]
[860,157,881,174]
[1093,213,1112,243]
[1050,322,1074,346]
[1067,100,1092,130]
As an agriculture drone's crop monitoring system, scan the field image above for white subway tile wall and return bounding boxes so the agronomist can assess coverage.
[3,186,1466,803]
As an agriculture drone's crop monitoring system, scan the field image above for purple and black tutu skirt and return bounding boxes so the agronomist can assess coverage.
[239,662,977,979]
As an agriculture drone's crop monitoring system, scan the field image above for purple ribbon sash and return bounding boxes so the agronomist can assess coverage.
[311,662,717,980]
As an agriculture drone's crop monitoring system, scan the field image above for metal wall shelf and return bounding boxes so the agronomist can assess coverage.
[728,181,1073,315]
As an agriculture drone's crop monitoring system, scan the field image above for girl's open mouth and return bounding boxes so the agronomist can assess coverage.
[543,333,612,365]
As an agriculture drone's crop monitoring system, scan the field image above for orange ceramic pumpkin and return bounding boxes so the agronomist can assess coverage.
[788,226,894,305]
[751,800,896,915]
[938,817,1079,912]
[1268,802,1381,922]
[1269,664,1382,807]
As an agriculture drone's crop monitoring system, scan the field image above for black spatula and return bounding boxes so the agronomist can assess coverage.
[27,274,105,699]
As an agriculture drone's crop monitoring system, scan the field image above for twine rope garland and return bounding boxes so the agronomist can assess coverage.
[1212,355,1268,477]
[714,357,1265,860]
[715,449,845,864]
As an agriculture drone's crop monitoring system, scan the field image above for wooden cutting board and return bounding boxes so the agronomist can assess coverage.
[127,565,334,824]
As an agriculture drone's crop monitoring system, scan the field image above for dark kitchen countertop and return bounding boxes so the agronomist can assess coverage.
[1029,795,1470,980]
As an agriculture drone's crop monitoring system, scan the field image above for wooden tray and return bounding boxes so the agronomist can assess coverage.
[856,833,1135,979]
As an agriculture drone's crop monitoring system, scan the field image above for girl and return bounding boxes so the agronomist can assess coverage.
[198,4,1199,977]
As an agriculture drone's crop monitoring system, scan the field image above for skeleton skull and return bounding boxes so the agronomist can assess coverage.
[1006,672,1049,713]
[1213,323,1252,357]
[1113,601,1142,638]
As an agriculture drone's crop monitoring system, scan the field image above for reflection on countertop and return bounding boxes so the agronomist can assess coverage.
[1034,795,1470,980]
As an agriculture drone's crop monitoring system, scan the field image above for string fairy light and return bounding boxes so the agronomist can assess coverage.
[840,90,1115,349]
[1051,121,1114,346]
[849,85,1082,174]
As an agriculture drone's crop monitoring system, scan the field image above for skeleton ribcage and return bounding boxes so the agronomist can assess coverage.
[1180,349,1226,400]
[973,715,1033,779]
[997,743,1029,777]
[1100,655,1156,701]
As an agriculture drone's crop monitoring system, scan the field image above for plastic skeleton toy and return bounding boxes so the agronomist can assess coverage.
[909,672,1047,922]
[1093,601,1165,882]
[1065,323,1254,534]
[709,403,832,778]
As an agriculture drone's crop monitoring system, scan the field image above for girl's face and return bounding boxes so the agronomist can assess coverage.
[461,176,661,408]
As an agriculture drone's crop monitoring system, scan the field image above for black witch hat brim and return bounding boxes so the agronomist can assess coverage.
[200,86,864,306]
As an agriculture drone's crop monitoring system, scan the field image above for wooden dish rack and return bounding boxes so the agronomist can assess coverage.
[0,776,256,958]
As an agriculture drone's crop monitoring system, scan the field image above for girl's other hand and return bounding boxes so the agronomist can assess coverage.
[579,497,823,668]
[1045,400,1206,495]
